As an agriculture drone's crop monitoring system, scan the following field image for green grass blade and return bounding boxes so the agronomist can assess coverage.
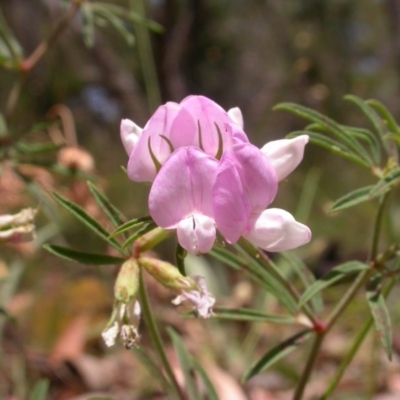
[52,191,122,252]
[43,244,125,265]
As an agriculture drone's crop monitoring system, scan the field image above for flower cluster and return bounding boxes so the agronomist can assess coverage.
[121,96,311,254]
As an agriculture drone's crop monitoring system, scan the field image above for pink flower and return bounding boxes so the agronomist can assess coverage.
[124,96,242,183]
[213,141,278,244]
[121,97,311,254]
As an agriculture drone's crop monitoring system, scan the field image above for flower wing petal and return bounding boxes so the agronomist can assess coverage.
[261,135,309,181]
[120,119,142,155]
[244,208,311,252]
[227,107,244,129]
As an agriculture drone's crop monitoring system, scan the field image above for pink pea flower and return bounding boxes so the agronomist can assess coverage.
[149,147,219,254]
[213,141,278,244]
[213,140,311,252]
[123,96,243,183]
[121,97,311,254]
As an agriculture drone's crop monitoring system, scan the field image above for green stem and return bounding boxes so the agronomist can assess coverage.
[293,333,324,400]
[320,278,396,399]
[139,270,185,400]
[130,0,161,112]
[369,194,390,263]
[293,193,389,400]
[5,78,23,121]
[325,269,370,330]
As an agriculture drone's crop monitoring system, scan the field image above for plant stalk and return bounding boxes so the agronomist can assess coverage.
[293,193,389,400]
[139,270,185,400]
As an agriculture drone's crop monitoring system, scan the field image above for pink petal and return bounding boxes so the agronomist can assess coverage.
[213,142,278,243]
[177,215,216,254]
[149,147,218,228]
[243,208,311,252]
[261,135,309,181]
[127,102,197,182]
[181,95,234,157]
[120,119,143,155]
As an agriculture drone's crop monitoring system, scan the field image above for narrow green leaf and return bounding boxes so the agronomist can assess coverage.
[96,3,164,33]
[23,161,94,180]
[43,244,124,265]
[275,103,372,164]
[329,185,375,213]
[175,243,187,276]
[345,95,386,138]
[299,261,370,308]
[29,379,50,400]
[0,307,16,322]
[369,167,400,198]
[367,99,400,136]
[307,122,381,165]
[0,113,7,137]
[167,328,202,400]
[235,241,299,315]
[280,253,324,314]
[341,126,381,165]
[87,181,126,228]
[366,277,393,360]
[109,216,154,238]
[288,131,370,168]
[213,307,295,324]
[210,246,298,314]
[15,141,61,154]
[81,4,95,47]
[93,5,135,45]
[51,191,122,251]
[243,330,312,382]
[192,359,219,400]
[122,222,157,249]
[131,346,175,395]
[0,8,23,60]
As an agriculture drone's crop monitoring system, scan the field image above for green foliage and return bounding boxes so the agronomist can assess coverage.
[168,327,218,400]
[243,330,313,382]
[43,244,125,265]
[298,261,370,308]
[29,379,49,400]
[366,276,392,360]
[51,191,124,252]
[79,1,164,48]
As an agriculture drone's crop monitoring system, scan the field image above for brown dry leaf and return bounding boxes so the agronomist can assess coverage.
[0,260,8,280]
[69,354,120,391]
[49,314,90,366]
[203,363,247,400]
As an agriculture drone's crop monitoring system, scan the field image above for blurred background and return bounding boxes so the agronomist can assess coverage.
[2,0,400,399]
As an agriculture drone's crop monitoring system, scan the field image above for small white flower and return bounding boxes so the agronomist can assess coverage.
[101,300,141,348]
[172,275,215,318]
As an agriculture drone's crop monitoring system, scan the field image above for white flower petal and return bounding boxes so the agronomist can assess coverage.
[244,208,311,252]
[172,275,215,318]
[261,135,309,181]
[120,119,143,155]
[177,215,216,254]
[101,321,119,347]
[227,107,244,129]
